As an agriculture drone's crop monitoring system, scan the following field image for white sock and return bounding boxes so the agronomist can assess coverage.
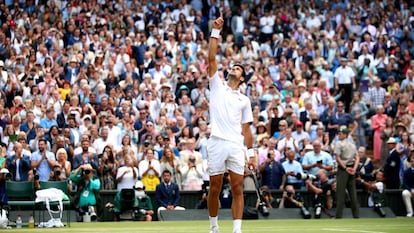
[233,219,242,232]
[209,216,218,228]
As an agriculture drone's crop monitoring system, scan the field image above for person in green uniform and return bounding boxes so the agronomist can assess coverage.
[70,163,101,221]
[109,180,154,221]
[334,125,360,218]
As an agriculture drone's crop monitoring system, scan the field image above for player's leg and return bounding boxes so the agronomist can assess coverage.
[229,170,244,233]
[208,174,224,233]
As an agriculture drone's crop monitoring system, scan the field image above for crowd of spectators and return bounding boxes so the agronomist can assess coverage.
[1,0,414,218]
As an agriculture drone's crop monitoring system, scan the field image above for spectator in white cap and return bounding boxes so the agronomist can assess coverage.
[0,168,11,205]
[384,137,401,189]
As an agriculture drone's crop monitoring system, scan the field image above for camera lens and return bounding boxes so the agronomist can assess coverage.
[84,170,91,175]
[54,170,61,176]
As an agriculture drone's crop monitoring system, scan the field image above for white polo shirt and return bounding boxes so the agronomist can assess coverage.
[334,65,355,84]
[209,72,253,144]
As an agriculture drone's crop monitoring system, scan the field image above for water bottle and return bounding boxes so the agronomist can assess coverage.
[28,214,35,228]
[16,214,22,228]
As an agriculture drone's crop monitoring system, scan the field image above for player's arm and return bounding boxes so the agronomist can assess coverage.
[242,122,253,150]
[208,13,224,78]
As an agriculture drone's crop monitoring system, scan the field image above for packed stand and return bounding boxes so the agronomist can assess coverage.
[0,0,413,220]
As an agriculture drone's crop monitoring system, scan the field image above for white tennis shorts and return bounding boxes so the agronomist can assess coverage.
[207,136,245,176]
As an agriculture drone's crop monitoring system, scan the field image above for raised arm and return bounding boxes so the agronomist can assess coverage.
[208,13,224,78]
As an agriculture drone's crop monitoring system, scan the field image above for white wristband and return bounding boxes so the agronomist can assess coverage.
[247,148,255,158]
[210,28,221,38]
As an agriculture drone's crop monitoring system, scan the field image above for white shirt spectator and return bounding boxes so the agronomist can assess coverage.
[334,65,355,84]
[116,166,139,191]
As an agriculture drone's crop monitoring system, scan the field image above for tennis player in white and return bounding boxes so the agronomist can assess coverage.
[207,13,254,233]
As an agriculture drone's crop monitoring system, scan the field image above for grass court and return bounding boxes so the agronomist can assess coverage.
[4,218,414,233]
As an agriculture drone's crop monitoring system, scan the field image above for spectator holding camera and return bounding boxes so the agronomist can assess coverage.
[30,138,56,181]
[259,149,286,190]
[109,180,154,221]
[279,184,311,219]
[357,170,387,217]
[70,163,101,221]
[302,140,333,176]
[139,148,161,191]
[257,186,277,209]
[305,169,334,218]
[54,148,71,179]
[98,145,118,190]
[181,154,203,191]
[282,149,304,189]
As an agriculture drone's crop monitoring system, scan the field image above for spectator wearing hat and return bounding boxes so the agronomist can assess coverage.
[70,163,101,221]
[63,56,80,85]
[334,125,360,219]
[384,137,401,189]
[334,57,356,112]
[292,120,310,151]
[0,168,11,205]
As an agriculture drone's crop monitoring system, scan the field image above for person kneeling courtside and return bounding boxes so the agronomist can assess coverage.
[70,164,101,222]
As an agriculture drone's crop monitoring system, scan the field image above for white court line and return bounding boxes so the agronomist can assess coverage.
[322,228,387,233]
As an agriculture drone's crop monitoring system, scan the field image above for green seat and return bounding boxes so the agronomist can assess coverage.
[5,181,36,220]
[38,180,72,227]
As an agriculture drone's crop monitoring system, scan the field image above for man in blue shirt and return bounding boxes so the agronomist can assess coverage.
[302,140,334,176]
[282,149,304,189]
[39,108,58,130]
[30,139,56,181]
